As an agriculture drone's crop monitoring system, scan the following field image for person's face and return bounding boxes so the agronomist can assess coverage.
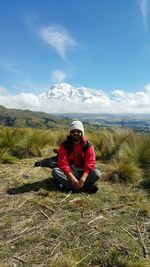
[70,129,82,142]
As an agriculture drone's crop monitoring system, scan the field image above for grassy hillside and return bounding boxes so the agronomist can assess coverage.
[0,105,70,129]
[1,159,150,266]
[1,126,150,266]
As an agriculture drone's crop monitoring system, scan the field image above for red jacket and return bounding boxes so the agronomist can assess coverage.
[57,137,96,175]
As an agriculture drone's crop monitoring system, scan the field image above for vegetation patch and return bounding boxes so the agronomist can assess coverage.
[0,158,150,266]
[1,126,150,266]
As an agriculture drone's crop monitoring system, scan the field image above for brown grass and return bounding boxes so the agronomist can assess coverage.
[1,159,150,266]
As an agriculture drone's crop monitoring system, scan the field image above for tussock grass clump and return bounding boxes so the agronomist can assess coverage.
[1,125,150,190]
[120,132,150,172]
[103,157,143,184]
[141,173,150,189]
[53,130,67,146]
[0,148,18,164]
[45,129,67,147]
[87,128,130,161]
[0,127,23,150]
[12,128,52,158]
[0,127,67,161]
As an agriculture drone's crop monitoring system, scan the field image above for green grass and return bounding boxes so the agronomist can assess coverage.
[1,159,150,266]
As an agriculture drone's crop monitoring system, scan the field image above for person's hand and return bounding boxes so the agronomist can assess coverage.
[77,179,84,189]
[67,172,80,190]
[79,173,88,188]
[71,179,80,190]
[67,171,86,190]
[72,179,84,190]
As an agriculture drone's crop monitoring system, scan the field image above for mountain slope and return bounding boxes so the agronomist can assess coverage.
[0,105,70,129]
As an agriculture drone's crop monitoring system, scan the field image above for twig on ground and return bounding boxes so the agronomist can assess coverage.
[69,197,81,203]
[88,230,98,236]
[120,223,149,259]
[87,215,104,225]
[12,256,27,263]
[17,227,29,235]
[119,226,137,241]
[60,191,71,202]
[17,194,32,208]
[17,199,27,208]
[50,241,61,256]
[7,228,29,244]
[137,223,149,259]
[40,209,50,220]
[72,252,92,267]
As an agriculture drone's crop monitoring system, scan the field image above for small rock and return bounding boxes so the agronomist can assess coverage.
[22,174,30,179]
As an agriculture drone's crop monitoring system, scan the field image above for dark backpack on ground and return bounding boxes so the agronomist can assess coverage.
[34,137,91,169]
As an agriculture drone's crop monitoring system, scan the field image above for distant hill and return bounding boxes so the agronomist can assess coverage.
[0,105,70,129]
[1,104,150,132]
[60,112,150,132]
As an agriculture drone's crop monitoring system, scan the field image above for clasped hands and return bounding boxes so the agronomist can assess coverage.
[71,178,84,190]
[70,173,88,190]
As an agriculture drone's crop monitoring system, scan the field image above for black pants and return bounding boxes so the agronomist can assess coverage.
[52,166,100,190]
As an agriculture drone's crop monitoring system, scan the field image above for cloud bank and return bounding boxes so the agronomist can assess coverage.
[1,83,150,114]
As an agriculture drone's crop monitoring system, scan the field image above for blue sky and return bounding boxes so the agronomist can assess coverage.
[0,0,150,113]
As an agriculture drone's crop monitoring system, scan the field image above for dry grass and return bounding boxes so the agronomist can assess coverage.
[1,160,150,266]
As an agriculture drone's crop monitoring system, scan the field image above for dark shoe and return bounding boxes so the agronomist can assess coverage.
[72,188,82,194]
[53,179,63,190]
[83,184,98,194]
[34,161,40,167]
[53,179,70,192]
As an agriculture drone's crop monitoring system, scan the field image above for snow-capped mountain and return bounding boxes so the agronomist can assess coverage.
[40,83,102,102]
[38,83,111,113]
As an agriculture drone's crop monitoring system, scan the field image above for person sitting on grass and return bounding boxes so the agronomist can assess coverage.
[52,120,100,193]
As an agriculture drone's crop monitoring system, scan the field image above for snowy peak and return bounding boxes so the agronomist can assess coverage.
[47,83,78,98]
[40,83,102,101]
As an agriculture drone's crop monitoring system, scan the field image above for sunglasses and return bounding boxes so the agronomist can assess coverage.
[70,130,82,134]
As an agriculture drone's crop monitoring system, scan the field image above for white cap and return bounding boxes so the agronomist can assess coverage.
[69,120,84,135]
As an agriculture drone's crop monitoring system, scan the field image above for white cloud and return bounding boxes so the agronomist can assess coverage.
[0,92,41,110]
[1,83,150,113]
[112,87,150,111]
[51,70,66,83]
[39,25,76,60]
[139,0,149,31]
[144,83,150,94]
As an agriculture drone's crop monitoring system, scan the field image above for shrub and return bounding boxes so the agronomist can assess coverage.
[0,149,18,164]
[88,128,129,161]
[12,128,51,158]
[120,132,150,172]
[103,157,143,184]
